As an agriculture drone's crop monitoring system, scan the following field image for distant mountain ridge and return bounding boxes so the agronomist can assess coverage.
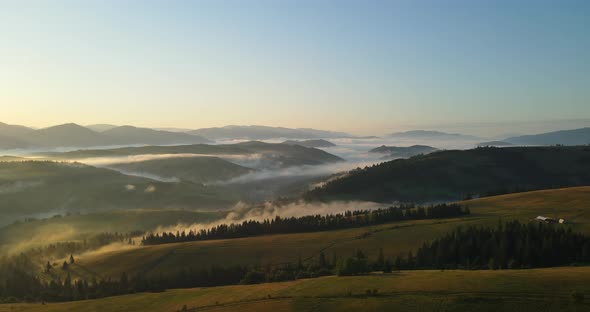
[503,127,590,146]
[369,145,438,158]
[86,124,119,132]
[281,139,336,148]
[0,123,210,149]
[0,122,34,137]
[389,130,480,140]
[189,125,351,140]
[103,126,212,145]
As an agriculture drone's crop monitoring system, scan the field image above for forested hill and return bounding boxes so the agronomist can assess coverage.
[305,146,590,203]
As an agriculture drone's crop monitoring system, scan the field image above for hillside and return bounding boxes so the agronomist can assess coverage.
[234,141,342,167]
[108,156,253,184]
[69,187,590,280]
[0,135,33,150]
[0,209,224,253]
[0,161,238,226]
[0,122,34,137]
[305,146,590,202]
[43,141,343,168]
[369,145,437,158]
[189,125,350,140]
[282,139,336,148]
[2,267,589,312]
[0,123,35,149]
[25,123,115,148]
[505,127,590,146]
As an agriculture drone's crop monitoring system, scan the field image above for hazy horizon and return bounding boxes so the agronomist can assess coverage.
[2,0,589,136]
[2,118,589,138]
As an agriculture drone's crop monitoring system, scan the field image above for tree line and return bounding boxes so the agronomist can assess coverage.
[335,220,590,275]
[0,250,340,303]
[410,220,590,270]
[141,203,470,245]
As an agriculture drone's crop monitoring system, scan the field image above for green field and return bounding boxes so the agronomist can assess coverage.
[72,187,590,280]
[2,267,589,312]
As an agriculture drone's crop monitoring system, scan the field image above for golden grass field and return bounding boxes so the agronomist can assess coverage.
[70,187,590,280]
[2,267,590,312]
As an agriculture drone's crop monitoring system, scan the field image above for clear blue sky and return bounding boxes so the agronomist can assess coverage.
[1,0,589,135]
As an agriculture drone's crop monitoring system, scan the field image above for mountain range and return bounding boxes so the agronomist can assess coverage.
[0,123,211,149]
[389,130,480,141]
[189,125,351,140]
[503,127,590,146]
[3,121,590,150]
[369,145,438,158]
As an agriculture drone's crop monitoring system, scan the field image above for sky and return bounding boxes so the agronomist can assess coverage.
[1,0,589,136]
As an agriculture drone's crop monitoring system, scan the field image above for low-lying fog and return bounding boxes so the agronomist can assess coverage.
[152,200,384,236]
[1,135,480,193]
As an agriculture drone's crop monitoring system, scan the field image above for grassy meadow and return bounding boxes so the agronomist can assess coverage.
[2,267,589,312]
[70,187,590,280]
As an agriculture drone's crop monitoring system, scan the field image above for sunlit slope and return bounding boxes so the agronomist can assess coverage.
[3,267,590,312]
[77,187,590,279]
[0,209,225,253]
[462,186,590,232]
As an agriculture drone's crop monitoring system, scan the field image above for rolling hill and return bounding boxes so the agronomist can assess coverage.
[305,146,590,202]
[282,139,336,148]
[368,145,437,158]
[66,187,590,280]
[2,187,589,312]
[0,208,225,253]
[107,156,253,184]
[0,161,238,226]
[504,127,590,146]
[42,141,343,169]
[2,267,590,312]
